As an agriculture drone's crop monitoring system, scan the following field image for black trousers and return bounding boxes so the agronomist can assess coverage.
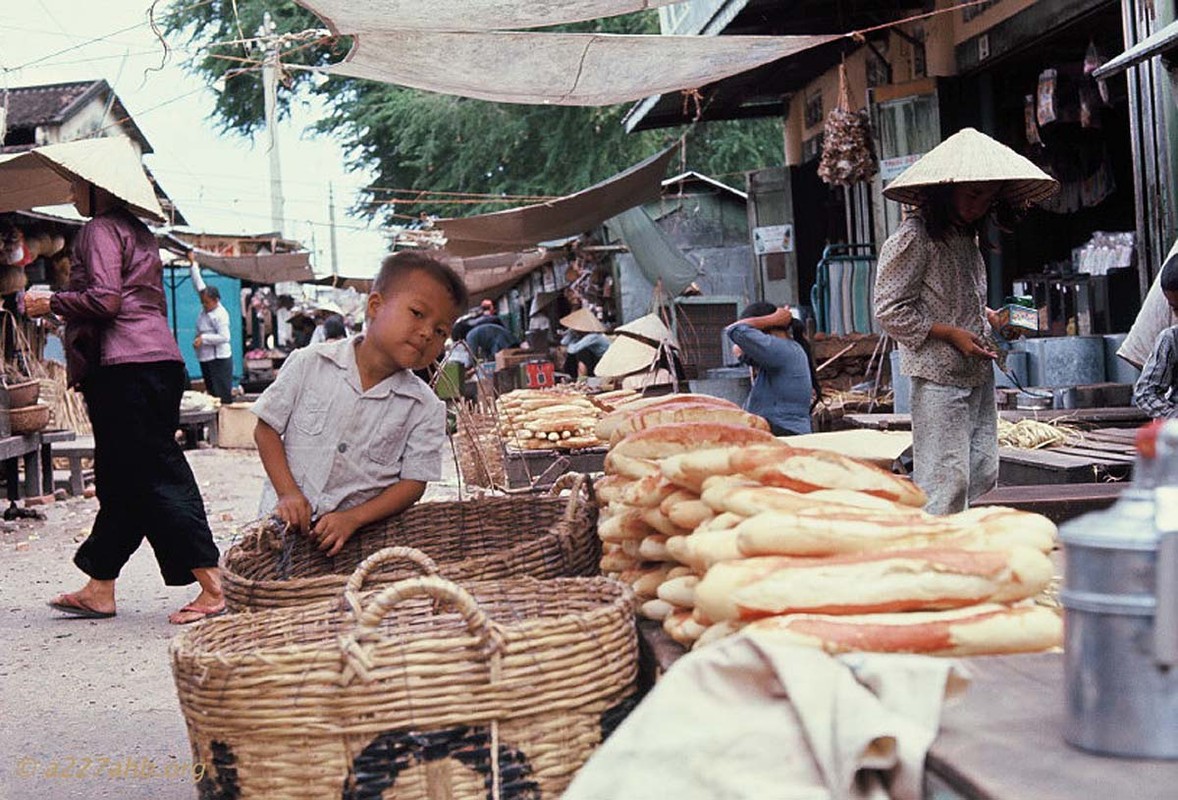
[74,361,219,585]
[199,357,234,404]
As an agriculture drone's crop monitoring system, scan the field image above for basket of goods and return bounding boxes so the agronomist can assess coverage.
[3,378,40,409]
[9,402,51,433]
[222,475,600,611]
[172,547,639,799]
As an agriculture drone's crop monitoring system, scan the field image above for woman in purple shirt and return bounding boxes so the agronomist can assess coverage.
[24,188,224,624]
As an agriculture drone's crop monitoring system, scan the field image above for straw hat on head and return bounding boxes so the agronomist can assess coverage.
[594,336,658,378]
[883,128,1059,209]
[560,308,605,333]
[615,312,679,348]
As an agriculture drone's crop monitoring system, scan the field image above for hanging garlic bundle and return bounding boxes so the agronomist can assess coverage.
[818,62,879,187]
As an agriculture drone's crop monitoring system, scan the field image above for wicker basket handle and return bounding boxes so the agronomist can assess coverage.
[357,575,505,657]
[548,471,588,522]
[341,546,440,619]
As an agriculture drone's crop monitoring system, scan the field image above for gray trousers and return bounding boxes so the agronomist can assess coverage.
[910,374,998,515]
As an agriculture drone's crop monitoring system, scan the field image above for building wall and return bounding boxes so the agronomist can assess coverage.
[38,95,142,156]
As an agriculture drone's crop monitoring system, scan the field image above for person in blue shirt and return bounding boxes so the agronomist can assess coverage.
[725,302,818,436]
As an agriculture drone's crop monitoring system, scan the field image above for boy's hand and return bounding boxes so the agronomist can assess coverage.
[311,510,360,557]
[946,327,997,360]
[274,491,313,534]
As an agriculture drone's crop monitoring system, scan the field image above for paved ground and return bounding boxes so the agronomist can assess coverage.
[0,444,463,800]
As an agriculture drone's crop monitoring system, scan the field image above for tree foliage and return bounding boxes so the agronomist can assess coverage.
[163,1,784,219]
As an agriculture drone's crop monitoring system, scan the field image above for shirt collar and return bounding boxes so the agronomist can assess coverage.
[316,336,430,400]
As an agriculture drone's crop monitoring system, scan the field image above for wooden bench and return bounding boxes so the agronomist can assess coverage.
[178,408,220,449]
[52,434,94,497]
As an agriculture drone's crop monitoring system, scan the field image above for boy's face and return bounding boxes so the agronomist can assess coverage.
[1164,288,1178,316]
[365,269,460,372]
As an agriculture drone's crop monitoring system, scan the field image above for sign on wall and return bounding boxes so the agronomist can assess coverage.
[752,224,795,255]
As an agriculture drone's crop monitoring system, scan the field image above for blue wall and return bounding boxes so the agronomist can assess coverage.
[163,267,244,383]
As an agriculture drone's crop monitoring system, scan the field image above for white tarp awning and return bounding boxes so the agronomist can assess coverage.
[295,1,840,107]
[298,0,680,33]
[321,30,839,106]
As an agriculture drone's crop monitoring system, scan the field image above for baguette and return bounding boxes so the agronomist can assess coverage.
[730,444,927,507]
[694,546,1054,622]
[592,475,633,507]
[661,447,751,493]
[745,603,1063,656]
[608,422,778,464]
[638,534,672,562]
[597,508,657,543]
[608,404,769,445]
[640,598,676,621]
[604,452,661,480]
[640,506,693,539]
[618,473,678,508]
[657,574,699,608]
[662,493,715,531]
[701,477,912,517]
[594,393,723,440]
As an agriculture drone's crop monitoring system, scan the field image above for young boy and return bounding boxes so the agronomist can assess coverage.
[251,251,468,556]
[1133,255,1178,419]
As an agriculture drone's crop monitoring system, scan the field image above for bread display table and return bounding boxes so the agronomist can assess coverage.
[635,627,1176,799]
[504,446,607,489]
[178,408,219,448]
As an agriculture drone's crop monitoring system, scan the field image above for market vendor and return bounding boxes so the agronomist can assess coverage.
[725,302,817,436]
[559,307,610,378]
[874,128,1058,515]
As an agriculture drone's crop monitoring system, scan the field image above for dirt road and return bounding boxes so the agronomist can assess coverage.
[0,445,462,800]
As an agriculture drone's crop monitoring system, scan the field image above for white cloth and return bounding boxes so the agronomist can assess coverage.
[276,307,294,348]
[190,262,232,361]
[1119,238,1178,368]
[250,337,445,517]
[563,630,969,800]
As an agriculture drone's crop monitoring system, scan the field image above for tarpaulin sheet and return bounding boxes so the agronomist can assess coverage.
[188,250,316,284]
[446,250,556,298]
[607,205,698,297]
[439,146,677,257]
[320,29,839,106]
[297,0,679,33]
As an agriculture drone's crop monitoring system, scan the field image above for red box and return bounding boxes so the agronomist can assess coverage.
[521,360,555,389]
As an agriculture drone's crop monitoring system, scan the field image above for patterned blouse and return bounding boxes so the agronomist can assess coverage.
[874,215,992,388]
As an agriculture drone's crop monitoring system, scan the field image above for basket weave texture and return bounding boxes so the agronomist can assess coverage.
[4,379,39,409]
[221,479,600,612]
[171,552,638,800]
[9,403,50,433]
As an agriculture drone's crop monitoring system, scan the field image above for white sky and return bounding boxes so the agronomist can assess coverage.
[0,0,390,278]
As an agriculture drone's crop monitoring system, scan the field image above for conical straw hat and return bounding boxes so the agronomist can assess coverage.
[595,335,658,378]
[615,312,678,348]
[883,128,1058,208]
[560,307,605,333]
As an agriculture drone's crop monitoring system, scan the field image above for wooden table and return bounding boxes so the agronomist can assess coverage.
[177,408,219,448]
[972,482,1122,522]
[928,653,1178,800]
[0,432,44,500]
[38,429,75,496]
[635,626,1177,799]
[845,407,1149,431]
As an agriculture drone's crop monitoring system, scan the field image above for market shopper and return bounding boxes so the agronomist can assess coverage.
[24,188,224,624]
[189,260,234,404]
[725,302,817,436]
[560,307,610,378]
[874,128,1058,515]
[251,250,467,556]
[1132,255,1178,419]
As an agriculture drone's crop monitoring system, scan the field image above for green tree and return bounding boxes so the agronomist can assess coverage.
[163,1,783,218]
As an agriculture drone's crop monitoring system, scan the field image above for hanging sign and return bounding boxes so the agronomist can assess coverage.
[753,224,795,255]
[880,153,924,183]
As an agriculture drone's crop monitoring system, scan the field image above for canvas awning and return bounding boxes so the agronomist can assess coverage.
[296,0,838,107]
[187,250,316,284]
[438,146,677,257]
[445,250,558,299]
[0,138,165,221]
[298,0,680,33]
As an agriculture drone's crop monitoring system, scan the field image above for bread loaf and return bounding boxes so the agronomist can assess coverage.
[661,447,751,493]
[618,472,678,508]
[640,598,676,621]
[745,603,1063,656]
[730,444,927,507]
[592,475,632,507]
[638,534,672,562]
[595,393,730,440]
[640,506,694,539]
[605,452,661,480]
[598,508,657,542]
[609,422,778,465]
[608,403,769,445]
[694,546,1054,622]
[656,574,699,608]
[662,494,715,531]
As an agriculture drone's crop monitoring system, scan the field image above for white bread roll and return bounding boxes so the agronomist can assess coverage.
[618,472,678,508]
[593,475,633,507]
[629,563,677,599]
[663,494,715,531]
[663,609,707,646]
[661,447,751,493]
[735,507,1055,556]
[694,546,1054,623]
[730,444,927,508]
[600,548,641,574]
[605,452,661,480]
[640,598,676,621]
[608,422,778,465]
[638,534,672,562]
[681,527,746,571]
[657,574,699,608]
[594,393,727,440]
[640,506,693,539]
[746,603,1063,656]
[598,508,657,543]
[694,620,744,649]
[608,403,769,445]
[701,476,912,517]
[667,565,695,580]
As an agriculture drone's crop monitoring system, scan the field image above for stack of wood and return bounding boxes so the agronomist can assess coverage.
[597,420,1063,657]
[812,333,883,393]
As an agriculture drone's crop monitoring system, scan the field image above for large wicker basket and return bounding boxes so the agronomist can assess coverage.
[9,403,50,433]
[221,476,600,611]
[172,549,637,799]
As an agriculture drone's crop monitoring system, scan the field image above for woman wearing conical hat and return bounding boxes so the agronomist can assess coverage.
[559,307,611,379]
[874,128,1058,515]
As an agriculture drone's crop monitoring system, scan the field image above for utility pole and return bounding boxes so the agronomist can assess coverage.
[328,182,340,276]
[260,12,285,235]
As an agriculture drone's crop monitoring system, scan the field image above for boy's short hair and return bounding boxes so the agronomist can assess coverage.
[1162,252,1178,293]
[202,285,221,301]
[374,251,468,310]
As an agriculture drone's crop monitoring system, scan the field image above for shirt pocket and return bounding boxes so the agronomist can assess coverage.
[367,415,410,467]
[291,387,329,436]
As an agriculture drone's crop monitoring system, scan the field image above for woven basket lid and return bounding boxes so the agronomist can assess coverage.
[615,313,678,348]
[595,335,657,378]
[560,307,605,333]
[883,128,1059,208]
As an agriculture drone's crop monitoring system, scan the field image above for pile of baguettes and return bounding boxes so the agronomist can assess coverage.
[594,394,1062,657]
[496,387,641,452]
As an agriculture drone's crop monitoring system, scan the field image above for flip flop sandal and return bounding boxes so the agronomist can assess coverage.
[169,603,228,625]
[48,593,116,619]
